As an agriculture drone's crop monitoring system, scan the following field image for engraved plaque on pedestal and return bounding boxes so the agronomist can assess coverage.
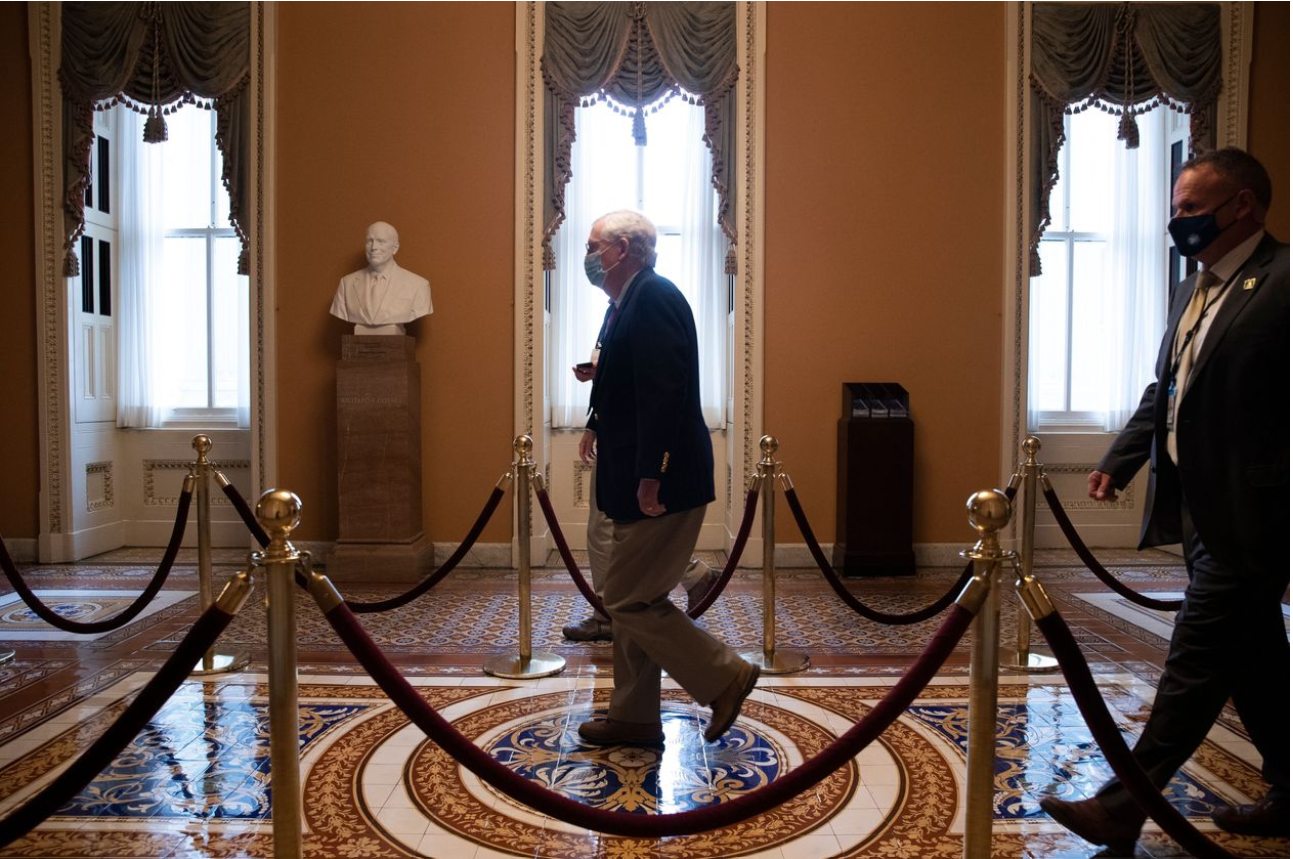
[330,335,434,582]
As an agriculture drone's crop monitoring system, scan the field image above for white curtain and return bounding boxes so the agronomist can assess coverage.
[1027,106,1169,432]
[551,99,725,429]
[115,104,252,429]
[677,104,726,428]
[1103,109,1169,431]
[116,108,164,428]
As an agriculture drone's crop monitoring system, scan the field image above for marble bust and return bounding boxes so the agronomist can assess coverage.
[330,221,433,335]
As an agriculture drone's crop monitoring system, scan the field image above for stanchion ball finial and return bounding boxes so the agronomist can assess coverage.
[192,434,213,457]
[514,434,534,459]
[759,435,779,456]
[255,489,302,538]
[966,489,1011,536]
[1022,436,1041,456]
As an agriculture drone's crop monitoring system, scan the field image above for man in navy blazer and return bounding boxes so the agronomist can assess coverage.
[1042,149,1289,850]
[575,210,758,747]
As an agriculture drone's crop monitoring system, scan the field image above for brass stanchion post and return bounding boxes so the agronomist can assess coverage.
[740,435,808,675]
[962,489,1014,859]
[1001,436,1058,672]
[484,435,565,679]
[255,489,304,859]
[190,435,248,676]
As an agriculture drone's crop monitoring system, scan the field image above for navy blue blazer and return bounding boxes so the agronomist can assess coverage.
[587,268,715,522]
[1098,233,1289,577]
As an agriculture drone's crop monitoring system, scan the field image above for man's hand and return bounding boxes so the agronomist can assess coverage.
[579,430,597,464]
[1087,470,1119,502]
[638,478,665,517]
[572,363,596,383]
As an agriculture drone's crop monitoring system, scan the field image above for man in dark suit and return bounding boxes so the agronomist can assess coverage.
[1042,148,1289,852]
[574,210,758,747]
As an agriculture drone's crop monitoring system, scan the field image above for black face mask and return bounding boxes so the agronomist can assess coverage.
[1167,192,1240,257]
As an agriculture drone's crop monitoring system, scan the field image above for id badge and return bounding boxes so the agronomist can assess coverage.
[1165,379,1176,432]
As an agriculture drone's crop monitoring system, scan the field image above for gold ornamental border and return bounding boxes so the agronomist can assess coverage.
[405,688,857,859]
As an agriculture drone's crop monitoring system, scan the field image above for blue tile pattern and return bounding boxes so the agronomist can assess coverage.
[486,707,781,814]
[906,702,1225,820]
[57,700,374,819]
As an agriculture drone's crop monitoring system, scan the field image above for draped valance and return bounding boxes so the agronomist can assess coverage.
[542,2,738,272]
[60,2,251,276]
[1028,3,1221,275]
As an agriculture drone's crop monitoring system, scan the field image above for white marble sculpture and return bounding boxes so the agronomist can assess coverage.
[330,221,433,335]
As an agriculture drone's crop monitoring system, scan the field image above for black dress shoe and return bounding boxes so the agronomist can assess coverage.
[562,615,612,642]
[577,718,664,747]
[1211,793,1290,837]
[704,660,759,742]
[1039,796,1142,853]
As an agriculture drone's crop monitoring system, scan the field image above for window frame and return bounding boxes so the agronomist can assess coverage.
[157,106,244,428]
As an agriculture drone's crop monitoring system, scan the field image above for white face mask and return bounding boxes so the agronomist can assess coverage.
[584,241,622,287]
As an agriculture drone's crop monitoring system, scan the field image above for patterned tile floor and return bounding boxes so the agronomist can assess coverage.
[0,547,1286,858]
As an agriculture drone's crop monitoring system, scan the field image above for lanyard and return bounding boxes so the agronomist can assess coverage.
[1167,269,1237,383]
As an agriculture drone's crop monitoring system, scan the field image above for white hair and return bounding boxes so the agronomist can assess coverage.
[596,210,657,267]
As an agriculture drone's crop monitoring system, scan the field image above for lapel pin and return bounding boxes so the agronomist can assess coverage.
[1242,277,1256,291]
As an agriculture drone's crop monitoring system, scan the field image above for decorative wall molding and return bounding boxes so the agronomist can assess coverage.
[85,462,113,512]
[142,460,249,507]
[1219,3,1252,148]
[572,461,591,510]
[31,3,65,537]
[1042,464,1137,511]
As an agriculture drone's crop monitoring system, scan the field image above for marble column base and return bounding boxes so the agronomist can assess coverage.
[327,533,436,583]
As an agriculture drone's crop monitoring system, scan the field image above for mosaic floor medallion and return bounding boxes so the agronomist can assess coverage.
[308,688,893,858]
[0,590,195,641]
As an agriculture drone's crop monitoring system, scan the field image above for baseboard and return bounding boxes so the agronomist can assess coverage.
[775,543,968,569]
[124,520,255,549]
[3,538,38,563]
[1035,523,1142,549]
[303,541,514,570]
[55,521,125,561]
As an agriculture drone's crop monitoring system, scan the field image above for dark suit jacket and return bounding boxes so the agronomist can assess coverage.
[587,268,715,522]
[1098,233,1289,577]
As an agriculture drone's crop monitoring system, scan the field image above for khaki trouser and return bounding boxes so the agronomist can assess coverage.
[586,466,708,622]
[601,505,744,724]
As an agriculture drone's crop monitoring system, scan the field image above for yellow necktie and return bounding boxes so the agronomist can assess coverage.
[1167,270,1218,462]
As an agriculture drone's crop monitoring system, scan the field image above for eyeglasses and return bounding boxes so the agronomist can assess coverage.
[586,239,619,255]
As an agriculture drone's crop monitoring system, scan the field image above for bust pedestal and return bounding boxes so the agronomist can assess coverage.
[329,335,434,582]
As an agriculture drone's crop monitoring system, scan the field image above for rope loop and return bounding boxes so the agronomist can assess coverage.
[1040,480,1182,611]
[310,581,977,838]
[0,477,193,634]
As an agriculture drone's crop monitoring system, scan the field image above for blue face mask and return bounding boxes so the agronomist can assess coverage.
[584,242,622,287]
[1168,193,1240,257]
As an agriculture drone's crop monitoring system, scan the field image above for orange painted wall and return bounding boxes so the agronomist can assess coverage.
[0,3,39,538]
[1249,1,1290,241]
[275,2,515,541]
[764,3,1006,542]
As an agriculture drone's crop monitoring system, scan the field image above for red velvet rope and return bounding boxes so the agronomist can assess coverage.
[687,487,761,617]
[220,479,270,548]
[532,485,605,614]
[779,484,1016,625]
[1035,610,1238,859]
[1041,485,1183,612]
[223,480,507,613]
[0,488,192,634]
[346,487,506,614]
[533,485,761,621]
[0,599,242,850]
[317,595,975,837]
